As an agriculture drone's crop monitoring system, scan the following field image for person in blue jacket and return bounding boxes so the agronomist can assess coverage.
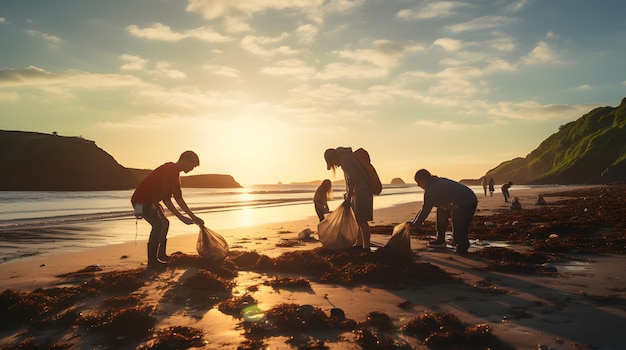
[409,169,477,254]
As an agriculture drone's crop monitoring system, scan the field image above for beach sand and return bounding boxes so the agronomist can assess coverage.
[1,185,625,349]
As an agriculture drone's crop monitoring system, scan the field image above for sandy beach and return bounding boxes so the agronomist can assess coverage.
[1,185,625,349]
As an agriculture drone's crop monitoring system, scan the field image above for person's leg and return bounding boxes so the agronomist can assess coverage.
[451,201,477,254]
[356,221,371,250]
[434,208,450,244]
[156,205,171,261]
[314,201,325,222]
[143,204,168,268]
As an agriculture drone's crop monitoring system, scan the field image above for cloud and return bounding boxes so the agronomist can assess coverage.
[0,66,59,85]
[447,16,515,33]
[152,62,186,79]
[296,24,319,44]
[119,54,147,70]
[0,66,143,92]
[334,40,425,70]
[505,0,531,12]
[576,84,592,90]
[221,17,252,33]
[521,41,562,65]
[0,17,6,23]
[24,29,63,45]
[433,38,463,51]
[240,33,298,56]
[260,59,315,79]
[202,64,241,78]
[397,1,468,19]
[127,22,231,42]
[186,0,363,23]
[316,62,387,80]
[487,101,597,121]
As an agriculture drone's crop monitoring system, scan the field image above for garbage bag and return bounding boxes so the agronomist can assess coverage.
[196,225,229,263]
[317,200,359,251]
[377,223,411,257]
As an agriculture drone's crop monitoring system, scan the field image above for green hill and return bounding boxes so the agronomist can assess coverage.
[484,97,626,185]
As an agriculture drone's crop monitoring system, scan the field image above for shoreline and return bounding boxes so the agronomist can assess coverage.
[0,185,596,290]
[1,184,624,349]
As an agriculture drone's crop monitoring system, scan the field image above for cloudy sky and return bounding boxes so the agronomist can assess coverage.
[1,0,625,186]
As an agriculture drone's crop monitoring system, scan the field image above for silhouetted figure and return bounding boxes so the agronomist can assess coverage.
[536,194,547,205]
[314,179,332,221]
[325,147,375,250]
[481,177,488,197]
[409,169,477,254]
[131,151,205,269]
[488,178,495,196]
[510,197,522,210]
[501,181,513,202]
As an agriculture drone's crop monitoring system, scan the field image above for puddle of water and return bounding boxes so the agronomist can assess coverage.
[556,261,591,272]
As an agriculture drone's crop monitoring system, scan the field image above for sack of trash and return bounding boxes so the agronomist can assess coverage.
[376,223,411,257]
[317,200,359,251]
[196,225,229,263]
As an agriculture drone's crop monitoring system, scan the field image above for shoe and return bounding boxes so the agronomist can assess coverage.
[428,239,446,248]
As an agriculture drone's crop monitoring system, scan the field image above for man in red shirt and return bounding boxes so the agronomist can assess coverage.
[131,151,205,269]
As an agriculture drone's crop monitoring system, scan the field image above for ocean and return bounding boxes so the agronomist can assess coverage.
[0,183,500,263]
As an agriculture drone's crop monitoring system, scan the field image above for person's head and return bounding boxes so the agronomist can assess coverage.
[321,179,332,198]
[509,181,513,185]
[414,169,432,189]
[324,148,339,172]
[178,150,200,173]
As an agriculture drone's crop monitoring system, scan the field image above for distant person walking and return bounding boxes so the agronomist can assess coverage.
[314,179,332,222]
[481,177,488,197]
[409,169,477,254]
[488,178,495,196]
[324,147,374,251]
[501,181,513,203]
[131,151,205,269]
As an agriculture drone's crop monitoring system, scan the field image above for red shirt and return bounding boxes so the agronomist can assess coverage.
[131,162,181,204]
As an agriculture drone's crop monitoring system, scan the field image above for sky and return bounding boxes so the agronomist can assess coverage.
[1,0,625,187]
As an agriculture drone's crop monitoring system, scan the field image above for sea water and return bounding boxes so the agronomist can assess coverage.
[0,184,506,263]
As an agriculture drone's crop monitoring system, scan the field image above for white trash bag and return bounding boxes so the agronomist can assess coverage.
[196,225,229,263]
[317,200,359,251]
[376,223,411,257]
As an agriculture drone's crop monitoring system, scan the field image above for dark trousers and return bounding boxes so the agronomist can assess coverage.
[314,200,326,222]
[436,201,477,249]
[142,203,169,246]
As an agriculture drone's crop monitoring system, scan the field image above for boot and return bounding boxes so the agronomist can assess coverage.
[147,242,166,269]
[157,239,170,262]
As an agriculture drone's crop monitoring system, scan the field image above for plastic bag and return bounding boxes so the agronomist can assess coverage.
[376,223,411,257]
[196,225,229,263]
[317,200,359,251]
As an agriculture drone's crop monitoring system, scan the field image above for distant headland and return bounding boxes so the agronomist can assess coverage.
[0,130,242,191]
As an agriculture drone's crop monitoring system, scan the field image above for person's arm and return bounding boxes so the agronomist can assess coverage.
[163,198,194,224]
[172,192,204,225]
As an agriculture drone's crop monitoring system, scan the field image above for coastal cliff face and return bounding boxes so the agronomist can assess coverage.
[484,97,626,185]
[0,130,242,190]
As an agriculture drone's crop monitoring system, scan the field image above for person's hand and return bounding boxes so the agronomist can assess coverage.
[181,216,194,225]
[342,200,351,209]
[192,216,205,226]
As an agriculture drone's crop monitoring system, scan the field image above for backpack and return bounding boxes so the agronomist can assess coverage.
[353,148,383,195]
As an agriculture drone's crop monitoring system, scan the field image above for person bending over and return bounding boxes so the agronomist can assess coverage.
[409,169,477,254]
[324,147,374,251]
[131,151,205,269]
